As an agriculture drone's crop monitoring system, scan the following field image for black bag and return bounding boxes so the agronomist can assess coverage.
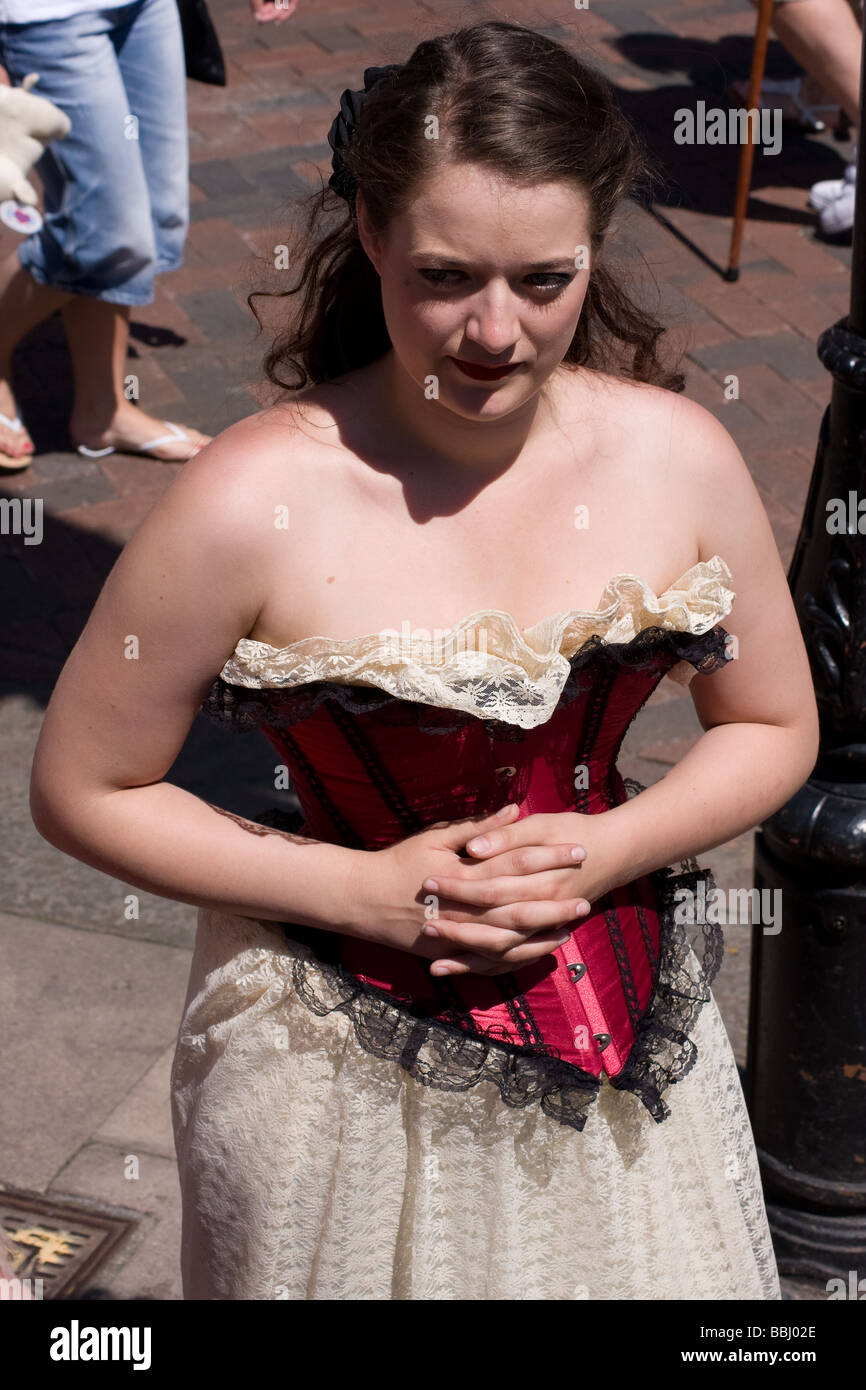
[176,0,226,87]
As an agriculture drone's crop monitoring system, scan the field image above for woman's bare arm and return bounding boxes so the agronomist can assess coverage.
[594,394,821,881]
[29,416,366,933]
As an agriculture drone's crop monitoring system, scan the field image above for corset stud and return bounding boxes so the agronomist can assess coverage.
[567,962,587,981]
[494,766,517,780]
[594,1032,612,1051]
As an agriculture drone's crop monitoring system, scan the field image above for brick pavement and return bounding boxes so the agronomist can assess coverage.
[0,0,853,1302]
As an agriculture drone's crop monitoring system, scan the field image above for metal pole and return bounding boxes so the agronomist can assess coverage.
[747,19,866,1281]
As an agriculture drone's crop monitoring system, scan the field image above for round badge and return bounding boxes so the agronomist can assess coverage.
[0,201,43,234]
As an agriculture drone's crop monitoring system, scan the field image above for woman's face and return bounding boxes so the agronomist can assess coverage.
[357,160,593,420]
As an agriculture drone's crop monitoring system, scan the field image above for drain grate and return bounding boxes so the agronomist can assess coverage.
[0,1189,136,1299]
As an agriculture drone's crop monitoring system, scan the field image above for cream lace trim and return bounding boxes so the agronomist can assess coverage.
[217,555,734,731]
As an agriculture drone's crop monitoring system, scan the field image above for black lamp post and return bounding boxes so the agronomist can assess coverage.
[748,23,866,1282]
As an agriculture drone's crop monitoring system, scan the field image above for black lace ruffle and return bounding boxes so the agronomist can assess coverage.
[200,623,733,738]
[256,803,725,1134]
[606,860,725,1120]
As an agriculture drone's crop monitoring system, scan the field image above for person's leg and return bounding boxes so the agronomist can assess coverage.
[0,5,160,441]
[60,298,137,445]
[112,0,190,280]
[768,0,862,231]
[0,251,75,460]
[754,0,861,131]
[62,0,208,459]
[774,0,861,130]
[0,3,208,464]
[60,295,208,458]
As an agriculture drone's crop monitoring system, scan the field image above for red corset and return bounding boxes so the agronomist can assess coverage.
[202,575,735,1135]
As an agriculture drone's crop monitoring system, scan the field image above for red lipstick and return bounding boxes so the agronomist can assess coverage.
[450,358,520,381]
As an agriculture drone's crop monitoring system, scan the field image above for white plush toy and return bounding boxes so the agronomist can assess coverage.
[0,72,71,206]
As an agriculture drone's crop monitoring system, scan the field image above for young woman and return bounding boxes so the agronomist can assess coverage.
[29,21,819,1300]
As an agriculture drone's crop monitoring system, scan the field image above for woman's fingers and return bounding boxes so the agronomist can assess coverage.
[422,845,585,902]
[429,926,575,976]
[424,894,592,930]
[420,886,592,929]
[431,802,521,851]
[425,901,589,952]
[462,811,558,858]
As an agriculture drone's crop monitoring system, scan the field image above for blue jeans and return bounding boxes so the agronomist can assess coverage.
[0,0,189,306]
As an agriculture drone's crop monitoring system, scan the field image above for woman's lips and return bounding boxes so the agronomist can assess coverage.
[450,357,521,380]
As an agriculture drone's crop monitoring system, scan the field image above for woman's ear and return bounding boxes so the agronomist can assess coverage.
[355,190,382,275]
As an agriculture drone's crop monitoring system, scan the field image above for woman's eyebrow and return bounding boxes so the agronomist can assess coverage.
[410,252,577,270]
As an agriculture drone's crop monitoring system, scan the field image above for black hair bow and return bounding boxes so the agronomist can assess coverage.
[327,64,401,205]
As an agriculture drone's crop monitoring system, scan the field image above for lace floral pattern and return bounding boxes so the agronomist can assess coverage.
[202,620,734,737]
[202,555,735,734]
[171,902,780,1298]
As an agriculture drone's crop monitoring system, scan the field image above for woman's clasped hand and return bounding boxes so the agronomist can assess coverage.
[345,802,627,976]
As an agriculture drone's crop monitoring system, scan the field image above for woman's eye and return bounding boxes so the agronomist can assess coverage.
[526,274,574,294]
[417,269,574,294]
[418,269,463,286]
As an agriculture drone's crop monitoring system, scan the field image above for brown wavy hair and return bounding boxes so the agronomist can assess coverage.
[246,19,686,395]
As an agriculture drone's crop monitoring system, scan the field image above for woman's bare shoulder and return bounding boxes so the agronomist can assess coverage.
[584,372,749,488]
[166,395,348,515]
[556,367,687,477]
[557,369,754,565]
[228,389,361,482]
[639,383,770,576]
[558,366,675,429]
[662,385,754,490]
[212,394,344,467]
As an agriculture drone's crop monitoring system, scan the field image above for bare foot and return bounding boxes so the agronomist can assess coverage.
[69,403,213,461]
[0,376,35,466]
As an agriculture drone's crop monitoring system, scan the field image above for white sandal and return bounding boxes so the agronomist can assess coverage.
[76,419,207,460]
[0,409,35,470]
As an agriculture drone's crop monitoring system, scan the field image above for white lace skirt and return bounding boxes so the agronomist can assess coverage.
[170,908,782,1300]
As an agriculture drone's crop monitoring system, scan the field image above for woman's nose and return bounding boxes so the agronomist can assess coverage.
[463,286,521,355]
